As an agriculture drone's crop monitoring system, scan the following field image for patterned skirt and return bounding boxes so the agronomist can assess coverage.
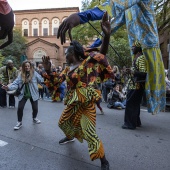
[58,100,105,161]
[143,48,166,114]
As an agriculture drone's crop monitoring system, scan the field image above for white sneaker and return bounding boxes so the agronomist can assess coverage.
[33,118,41,124]
[14,122,22,130]
[100,110,104,114]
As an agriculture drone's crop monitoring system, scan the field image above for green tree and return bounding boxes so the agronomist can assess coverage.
[0,52,4,67]
[1,55,20,68]
[81,0,91,11]
[154,0,170,32]
[0,28,27,68]
[108,35,131,68]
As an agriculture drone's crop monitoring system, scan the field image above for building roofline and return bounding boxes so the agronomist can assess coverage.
[13,7,79,13]
[26,38,59,49]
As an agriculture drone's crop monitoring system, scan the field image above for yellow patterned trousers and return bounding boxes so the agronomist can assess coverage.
[58,101,105,161]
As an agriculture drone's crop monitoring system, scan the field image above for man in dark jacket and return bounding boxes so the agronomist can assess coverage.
[0,60,17,108]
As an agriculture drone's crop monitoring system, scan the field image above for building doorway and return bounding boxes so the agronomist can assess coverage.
[33,49,47,67]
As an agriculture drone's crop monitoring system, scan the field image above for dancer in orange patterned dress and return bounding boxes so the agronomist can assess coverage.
[42,12,113,170]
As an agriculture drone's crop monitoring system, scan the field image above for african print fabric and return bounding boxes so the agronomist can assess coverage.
[58,101,105,160]
[128,54,146,90]
[43,52,114,160]
[143,48,166,114]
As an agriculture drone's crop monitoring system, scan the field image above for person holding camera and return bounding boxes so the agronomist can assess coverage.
[2,60,43,130]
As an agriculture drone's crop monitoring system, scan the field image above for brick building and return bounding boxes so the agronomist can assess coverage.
[14,7,79,68]
[159,26,170,69]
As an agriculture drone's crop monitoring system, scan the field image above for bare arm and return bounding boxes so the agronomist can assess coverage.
[57,7,104,45]
[100,12,111,55]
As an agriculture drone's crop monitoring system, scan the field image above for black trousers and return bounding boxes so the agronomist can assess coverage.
[9,94,15,107]
[102,87,111,102]
[0,84,15,107]
[124,87,144,128]
[0,84,7,107]
[17,97,38,122]
[39,88,44,98]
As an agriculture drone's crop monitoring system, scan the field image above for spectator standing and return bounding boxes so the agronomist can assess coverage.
[102,78,115,102]
[122,41,147,130]
[36,63,44,99]
[0,60,17,108]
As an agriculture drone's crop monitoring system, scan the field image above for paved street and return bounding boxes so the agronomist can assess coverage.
[0,98,170,170]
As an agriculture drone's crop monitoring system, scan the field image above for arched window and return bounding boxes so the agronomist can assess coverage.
[42,18,49,36]
[32,19,39,36]
[52,18,59,36]
[22,19,29,37]
[62,17,67,22]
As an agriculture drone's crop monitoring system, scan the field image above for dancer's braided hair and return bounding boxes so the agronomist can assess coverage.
[70,40,87,61]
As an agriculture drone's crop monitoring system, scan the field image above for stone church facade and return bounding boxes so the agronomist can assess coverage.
[14,7,79,68]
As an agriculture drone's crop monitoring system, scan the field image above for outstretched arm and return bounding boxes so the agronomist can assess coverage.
[57,7,104,45]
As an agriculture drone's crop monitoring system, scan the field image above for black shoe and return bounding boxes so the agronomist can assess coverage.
[137,124,142,127]
[122,124,135,130]
[59,137,75,145]
[101,161,110,170]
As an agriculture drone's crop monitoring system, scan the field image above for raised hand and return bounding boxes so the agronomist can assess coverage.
[101,12,111,37]
[57,13,80,45]
[42,56,51,72]
[99,12,111,55]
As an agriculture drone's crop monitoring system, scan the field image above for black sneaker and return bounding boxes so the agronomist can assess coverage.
[101,161,110,170]
[59,137,75,145]
[14,122,22,130]
[122,124,135,130]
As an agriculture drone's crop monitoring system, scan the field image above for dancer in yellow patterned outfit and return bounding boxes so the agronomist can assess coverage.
[42,12,113,170]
